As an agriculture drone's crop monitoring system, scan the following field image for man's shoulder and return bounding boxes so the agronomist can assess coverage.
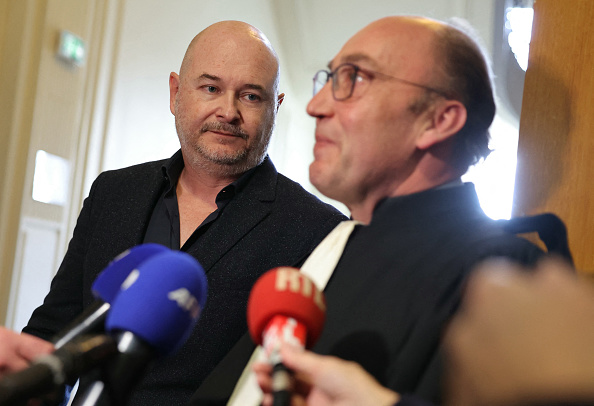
[90,159,167,193]
[250,158,347,221]
[97,158,166,180]
[470,227,544,263]
[369,189,545,268]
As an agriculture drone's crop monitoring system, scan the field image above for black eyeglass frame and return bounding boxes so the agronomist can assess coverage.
[313,62,451,101]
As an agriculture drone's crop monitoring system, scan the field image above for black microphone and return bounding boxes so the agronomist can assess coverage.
[0,244,167,405]
[53,243,169,349]
[0,335,118,405]
[72,250,208,406]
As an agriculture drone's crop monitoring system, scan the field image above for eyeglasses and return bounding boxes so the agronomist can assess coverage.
[312,63,450,101]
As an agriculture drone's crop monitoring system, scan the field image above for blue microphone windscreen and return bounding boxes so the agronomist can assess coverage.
[105,251,208,354]
[92,243,170,303]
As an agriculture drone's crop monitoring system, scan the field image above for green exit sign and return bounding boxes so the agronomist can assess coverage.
[57,30,86,66]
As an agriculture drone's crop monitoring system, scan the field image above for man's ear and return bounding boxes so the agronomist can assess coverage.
[276,93,285,111]
[169,72,180,115]
[416,100,467,150]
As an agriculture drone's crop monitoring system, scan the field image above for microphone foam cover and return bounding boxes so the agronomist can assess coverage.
[92,243,170,303]
[247,267,326,348]
[105,251,208,354]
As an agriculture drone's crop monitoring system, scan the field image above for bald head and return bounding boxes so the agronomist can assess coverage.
[169,20,284,178]
[346,15,494,170]
[359,15,445,37]
[180,21,281,94]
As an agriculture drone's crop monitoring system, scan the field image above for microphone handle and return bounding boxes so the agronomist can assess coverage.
[71,380,109,406]
[53,302,111,349]
[0,335,117,406]
[0,362,56,405]
[72,331,156,406]
[272,362,293,406]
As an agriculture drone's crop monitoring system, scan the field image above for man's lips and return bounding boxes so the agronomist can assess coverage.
[200,122,248,140]
[203,129,247,141]
[314,133,334,146]
[208,130,237,137]
[313,134,336,159]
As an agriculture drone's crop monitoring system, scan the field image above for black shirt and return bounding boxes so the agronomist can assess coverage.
[143,150,256,250]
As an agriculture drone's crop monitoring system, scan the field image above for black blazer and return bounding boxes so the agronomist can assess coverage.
[24,153,346,405]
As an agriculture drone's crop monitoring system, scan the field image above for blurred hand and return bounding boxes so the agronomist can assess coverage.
[0,326,54,377]
[445,257,594,406]
[254,344,399,406]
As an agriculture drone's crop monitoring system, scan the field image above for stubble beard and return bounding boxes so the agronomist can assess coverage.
[176,119,273,177]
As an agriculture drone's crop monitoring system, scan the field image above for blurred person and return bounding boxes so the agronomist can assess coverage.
[445,257,594,406]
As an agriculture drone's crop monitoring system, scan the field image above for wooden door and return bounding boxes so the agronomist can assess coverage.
[514,0,594,273]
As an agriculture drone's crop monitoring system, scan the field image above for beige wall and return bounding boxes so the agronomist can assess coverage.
[0,0,47,325]
[0,0,121,327]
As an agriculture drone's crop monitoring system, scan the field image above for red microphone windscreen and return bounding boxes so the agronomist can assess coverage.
[247,267,326,348]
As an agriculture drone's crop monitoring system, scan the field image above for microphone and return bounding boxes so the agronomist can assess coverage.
[0,335,119,406]
[52,243,169,349]
[0,250,206,406]
[247,267,326,406]
[73,250,208,406]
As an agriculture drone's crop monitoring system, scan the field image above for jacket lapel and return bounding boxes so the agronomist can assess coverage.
[185,157,277,273]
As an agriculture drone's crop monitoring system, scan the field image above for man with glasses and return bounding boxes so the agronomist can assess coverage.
[246,16,545,406]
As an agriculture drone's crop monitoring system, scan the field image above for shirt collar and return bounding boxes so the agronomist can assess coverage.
[160,149,258,196]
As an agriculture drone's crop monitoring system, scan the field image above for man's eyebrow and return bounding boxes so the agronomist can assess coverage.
[197,74,266,92]
[244,83,265,92]
[328,53,378,70]
[198,73,220,81]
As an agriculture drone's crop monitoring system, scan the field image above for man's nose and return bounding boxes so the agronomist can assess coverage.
[306,82,333,118]
[216,93,241,122]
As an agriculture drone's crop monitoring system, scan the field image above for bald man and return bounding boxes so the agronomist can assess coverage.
[2,21,345,405]
[238,16,546,405]
[302,15,544,404]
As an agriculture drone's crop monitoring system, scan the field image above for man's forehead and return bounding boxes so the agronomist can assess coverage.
[331,21,437,76]
[183,41,278,87]
[182,26,279,78]
[331,26,406,70]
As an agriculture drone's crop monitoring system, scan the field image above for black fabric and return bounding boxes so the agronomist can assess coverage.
[144,150,257,250]
[23,152,346,406]
[312,183,544,404]
[498,212,573,265]
[397,394,435,406]
[189,333,256,405]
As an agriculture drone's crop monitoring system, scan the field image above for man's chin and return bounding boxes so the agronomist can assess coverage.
[196,146,248,165]
[194,148,268,176]
[310,163,344,196]
[309,167,328,193]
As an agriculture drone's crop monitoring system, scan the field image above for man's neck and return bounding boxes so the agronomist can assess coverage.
[175,166,241,246]
[179,163,243,200]
[348,174,463,224]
